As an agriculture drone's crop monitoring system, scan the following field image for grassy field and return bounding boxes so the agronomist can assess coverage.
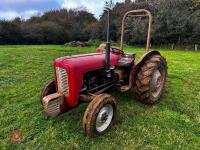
[0,45,200,150]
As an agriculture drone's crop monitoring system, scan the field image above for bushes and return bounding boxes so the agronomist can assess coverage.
[0,9,97,45]
[0,0,199,46]
[64,40,102,47]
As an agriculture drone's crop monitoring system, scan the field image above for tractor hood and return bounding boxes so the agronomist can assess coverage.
[54,52,120,72]
[53,52,120,108]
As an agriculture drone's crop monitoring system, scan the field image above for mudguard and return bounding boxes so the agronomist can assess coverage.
[120,50,161,92]
[132,50,161,85]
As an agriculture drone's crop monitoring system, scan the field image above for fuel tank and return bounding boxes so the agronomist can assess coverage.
[54,52,120,108]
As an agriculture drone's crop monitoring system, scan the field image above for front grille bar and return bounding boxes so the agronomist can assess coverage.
[56,67,69,96]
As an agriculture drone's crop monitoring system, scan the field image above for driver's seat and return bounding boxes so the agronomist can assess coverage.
[117,53,136,67]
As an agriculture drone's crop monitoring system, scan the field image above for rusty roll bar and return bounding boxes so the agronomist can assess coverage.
[120,9,153,52]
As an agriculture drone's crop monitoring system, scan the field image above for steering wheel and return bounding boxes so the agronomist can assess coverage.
[111,47,124,55]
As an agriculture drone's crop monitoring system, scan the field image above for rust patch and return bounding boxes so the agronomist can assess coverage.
[42,93,63,117]
[9,130,24,144]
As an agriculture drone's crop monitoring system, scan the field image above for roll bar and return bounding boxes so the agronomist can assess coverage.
[120,9,153,52]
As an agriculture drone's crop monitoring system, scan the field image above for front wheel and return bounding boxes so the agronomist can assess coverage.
[82,94,117,137]
[40,80,56,104]
[135,54,167,104]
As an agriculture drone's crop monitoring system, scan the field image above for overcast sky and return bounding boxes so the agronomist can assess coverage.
[0,0,126,20]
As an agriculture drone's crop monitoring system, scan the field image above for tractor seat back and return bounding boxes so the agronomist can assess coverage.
[117,53,136,67]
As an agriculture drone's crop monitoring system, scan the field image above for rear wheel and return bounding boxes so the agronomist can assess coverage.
[83,94,117,137]
[40,80,56,104]
[135,55,167,104]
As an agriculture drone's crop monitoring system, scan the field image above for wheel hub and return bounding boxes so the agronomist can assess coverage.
[100,113,108,123]
[151,69,164,98]
[96,104,113,132]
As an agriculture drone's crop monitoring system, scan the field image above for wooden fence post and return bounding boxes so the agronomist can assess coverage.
[171,43,174,50]
[195,44,198,51]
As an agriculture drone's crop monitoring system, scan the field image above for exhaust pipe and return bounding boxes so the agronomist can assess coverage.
[105,6,111,77]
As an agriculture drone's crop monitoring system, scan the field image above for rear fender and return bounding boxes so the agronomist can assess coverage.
[120,50,161,92]
[131,50,161,85]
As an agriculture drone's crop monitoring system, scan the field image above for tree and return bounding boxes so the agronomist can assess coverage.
[0,1,199,46]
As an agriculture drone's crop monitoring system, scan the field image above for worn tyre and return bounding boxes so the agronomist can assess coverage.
[83,94,117,137]
[135,55,167,104]
[40,80,56,104]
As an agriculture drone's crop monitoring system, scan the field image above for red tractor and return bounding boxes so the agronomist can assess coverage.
[41,9,167,137]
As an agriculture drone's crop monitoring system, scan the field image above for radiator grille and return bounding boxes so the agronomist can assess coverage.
[56,67,69,96]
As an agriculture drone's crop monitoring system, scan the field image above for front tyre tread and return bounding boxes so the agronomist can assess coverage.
[82,94,117,137]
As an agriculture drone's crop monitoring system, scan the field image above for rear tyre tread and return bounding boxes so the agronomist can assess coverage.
[135,55,167,104]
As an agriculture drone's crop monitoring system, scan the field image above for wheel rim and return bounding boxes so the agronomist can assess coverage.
[151,69,164,98]
[96,104,114,133]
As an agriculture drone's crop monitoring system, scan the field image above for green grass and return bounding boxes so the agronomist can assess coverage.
[0,45,200,150]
